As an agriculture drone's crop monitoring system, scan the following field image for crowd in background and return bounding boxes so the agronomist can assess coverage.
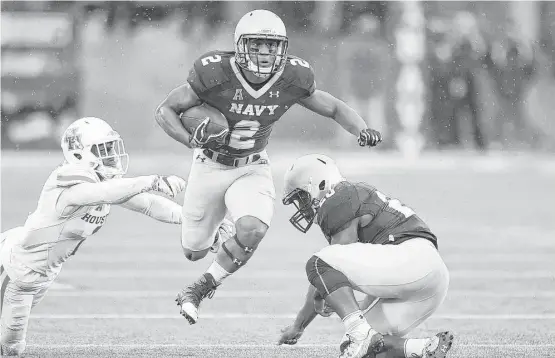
[80,2,388,37]
[2,1,554,151]
[428,13,540,150]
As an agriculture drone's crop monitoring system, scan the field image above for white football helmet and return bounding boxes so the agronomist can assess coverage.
[60,117,129,179]
[282,154,345,233]
[234,9,288,78]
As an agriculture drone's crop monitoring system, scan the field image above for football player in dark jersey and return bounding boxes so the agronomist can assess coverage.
[154,9,383,325]
[278,154,453,358]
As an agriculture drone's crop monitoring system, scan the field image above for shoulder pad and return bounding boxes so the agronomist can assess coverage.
[187,51,232,95]
[55,164,99,187]
[317,183,361,237]
[282,55,316,97]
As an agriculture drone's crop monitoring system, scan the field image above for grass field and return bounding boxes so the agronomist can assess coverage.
[1,149,554,358]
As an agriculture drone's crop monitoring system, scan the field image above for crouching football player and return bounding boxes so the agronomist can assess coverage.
[0,117,229,357]
[278,154,454,358]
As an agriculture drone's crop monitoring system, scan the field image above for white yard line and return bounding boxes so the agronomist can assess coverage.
[31,313,555,320]
[70,252,555,265]
[26,343,555,349]
[45,289,555,299]
[55,269,555,279]
[4,151,555,174]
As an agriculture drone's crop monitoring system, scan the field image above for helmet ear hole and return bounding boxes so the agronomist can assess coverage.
[74,153,82,160]
[319,180,326,190]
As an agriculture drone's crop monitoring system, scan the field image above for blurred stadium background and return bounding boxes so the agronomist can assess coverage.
[2,1,555,153]
[1,1,555,358]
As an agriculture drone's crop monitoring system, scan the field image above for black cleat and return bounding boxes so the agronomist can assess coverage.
[175,273,218,324]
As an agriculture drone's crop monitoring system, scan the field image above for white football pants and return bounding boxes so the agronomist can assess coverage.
[1,228,56,356]
[315,238,449,336]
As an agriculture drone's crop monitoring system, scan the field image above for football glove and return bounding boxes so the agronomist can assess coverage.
[152,175,187,198]
[358,128,383,147]
[189,117,229,149]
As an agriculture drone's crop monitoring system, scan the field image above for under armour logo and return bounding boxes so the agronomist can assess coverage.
[269,91,279,98]
[233,258,243,266]
[388,235,395,242]
[196,154,206,162]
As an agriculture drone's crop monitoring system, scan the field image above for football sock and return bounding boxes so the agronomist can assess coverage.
[342,310,371,341]
[206,260,231,285]
[404,338,430,358]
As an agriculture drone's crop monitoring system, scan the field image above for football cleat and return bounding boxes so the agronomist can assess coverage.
[175,273,218,324]
[338,329,384,358]
[421,331,454,358]
[210,218,235,254]
[0,343,22,357]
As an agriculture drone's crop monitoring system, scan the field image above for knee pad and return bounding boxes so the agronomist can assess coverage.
[221,217,267,267]
[221,236,256,267]
[305,255,351,298]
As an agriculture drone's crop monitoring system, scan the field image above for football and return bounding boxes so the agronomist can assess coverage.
[180,103,229,136]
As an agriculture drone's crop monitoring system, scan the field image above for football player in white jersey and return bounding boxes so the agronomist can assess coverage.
[0,117,230,357]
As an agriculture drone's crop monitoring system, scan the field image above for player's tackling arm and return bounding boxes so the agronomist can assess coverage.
[155,83,202,148]
[119,192,182,224]
[298,90,368,137]
[56,176,157,211]
[56,174,185,212]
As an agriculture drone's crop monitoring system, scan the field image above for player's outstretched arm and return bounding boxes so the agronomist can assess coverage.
[155,83,202,148]
[119,192,182,224]
[298,90,382,147]
[56,175,186,211]
[278,284,319,345]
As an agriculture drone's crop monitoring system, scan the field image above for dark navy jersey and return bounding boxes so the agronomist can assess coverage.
[317,181,438,248]
[187,51,315,157]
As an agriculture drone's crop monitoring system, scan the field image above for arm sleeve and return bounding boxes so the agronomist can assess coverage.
[187,64,208,96]
[287,57,316,99]
[186,51,228,98]
[56,176,155,210]
[303,66,316,97]
[119,192,182,224]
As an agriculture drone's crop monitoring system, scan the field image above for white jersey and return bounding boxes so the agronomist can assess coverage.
[3,163,111,277]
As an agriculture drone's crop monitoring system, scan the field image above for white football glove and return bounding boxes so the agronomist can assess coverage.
[152,175,187,198]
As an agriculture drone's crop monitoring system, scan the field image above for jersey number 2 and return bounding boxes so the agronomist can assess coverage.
[375,191,415,218]
[228,120,260,150]
[290,58,310,68]
[201,55,222,66]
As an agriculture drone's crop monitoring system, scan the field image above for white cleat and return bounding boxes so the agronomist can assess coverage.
[179,302,199,325]
[421,331,454,358]
[339,328,384,358]
[175,273,217,325]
